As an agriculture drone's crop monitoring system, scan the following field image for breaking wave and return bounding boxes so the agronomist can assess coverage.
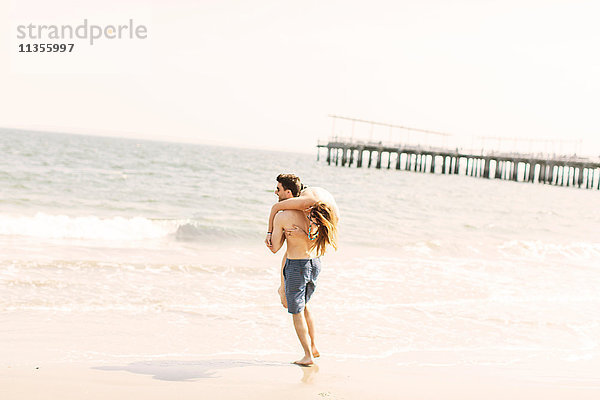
[0,213,257,241]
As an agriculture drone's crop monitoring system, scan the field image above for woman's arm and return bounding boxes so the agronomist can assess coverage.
[268,195,316,232]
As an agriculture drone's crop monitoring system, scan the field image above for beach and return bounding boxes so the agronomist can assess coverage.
[2,129,600,398]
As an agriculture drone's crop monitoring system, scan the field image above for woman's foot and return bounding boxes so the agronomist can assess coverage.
[293,355,314,366]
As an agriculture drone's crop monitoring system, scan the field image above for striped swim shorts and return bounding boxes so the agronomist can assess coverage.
[283,258,321,314]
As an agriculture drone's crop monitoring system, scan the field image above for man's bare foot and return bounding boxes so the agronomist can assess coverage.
[311,345,320,358]
[293,355,314,366]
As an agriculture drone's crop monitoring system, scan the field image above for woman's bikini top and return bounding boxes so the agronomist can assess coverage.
[307,214,319,241]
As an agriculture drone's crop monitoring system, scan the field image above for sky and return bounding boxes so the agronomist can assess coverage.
[1,0,599,156]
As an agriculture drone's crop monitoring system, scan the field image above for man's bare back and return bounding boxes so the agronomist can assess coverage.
[274,210,313,259]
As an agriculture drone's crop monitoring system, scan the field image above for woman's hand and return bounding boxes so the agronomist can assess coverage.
[285,224,307,238]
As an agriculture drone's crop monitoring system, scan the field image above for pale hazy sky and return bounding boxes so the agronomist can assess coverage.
[2,0,599,155]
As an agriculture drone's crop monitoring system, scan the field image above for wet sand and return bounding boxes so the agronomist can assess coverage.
[5,354,600,400]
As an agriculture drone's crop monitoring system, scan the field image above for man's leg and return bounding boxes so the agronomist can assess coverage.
[303,305,319,358]
[292,311,313,366]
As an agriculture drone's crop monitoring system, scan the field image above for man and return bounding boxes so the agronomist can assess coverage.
[272,173,303,310]
[269,174,320,366]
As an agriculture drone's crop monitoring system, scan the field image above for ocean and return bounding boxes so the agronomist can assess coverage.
[1,128,599,367]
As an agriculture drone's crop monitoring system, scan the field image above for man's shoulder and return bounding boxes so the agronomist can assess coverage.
[275,209,304,222]
[278,209,303,217]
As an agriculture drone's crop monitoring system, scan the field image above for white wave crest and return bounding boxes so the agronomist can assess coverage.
[0,213,176,241]
[499,240,600,260]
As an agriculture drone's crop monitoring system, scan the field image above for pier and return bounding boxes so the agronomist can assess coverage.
[317,116,600,190]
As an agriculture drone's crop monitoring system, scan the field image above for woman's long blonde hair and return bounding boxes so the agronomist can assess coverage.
[309,202,338,257]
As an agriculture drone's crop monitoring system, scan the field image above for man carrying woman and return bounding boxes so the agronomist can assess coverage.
[266,174,339,366]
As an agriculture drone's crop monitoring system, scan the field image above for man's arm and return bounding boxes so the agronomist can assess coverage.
[269,212,286,253]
